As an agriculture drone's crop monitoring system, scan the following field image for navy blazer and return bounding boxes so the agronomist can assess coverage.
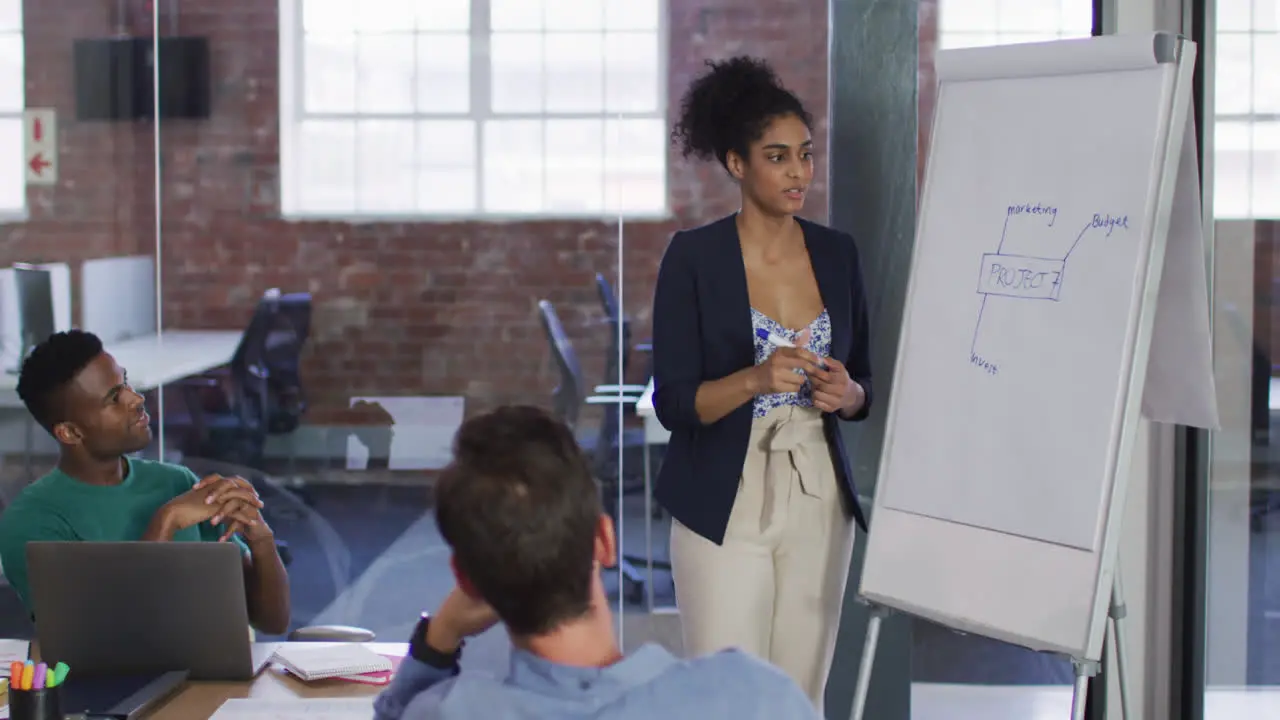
[650,214,873,545]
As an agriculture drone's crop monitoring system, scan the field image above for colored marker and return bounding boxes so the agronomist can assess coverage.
[43,667,53,689]
[52,661,69,688]
[755,328,796,348]
[9,661,21,687]
[754,328,829,370]
[20,660,33,690]
[31,662,45,689]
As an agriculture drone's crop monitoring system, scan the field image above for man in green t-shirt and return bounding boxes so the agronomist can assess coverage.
[0,330,290,634]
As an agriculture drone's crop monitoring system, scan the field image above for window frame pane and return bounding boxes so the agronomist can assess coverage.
[282,0,668,220]
[0,18,25,221]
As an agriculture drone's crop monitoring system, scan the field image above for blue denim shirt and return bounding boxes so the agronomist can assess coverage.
[373,643,820,720]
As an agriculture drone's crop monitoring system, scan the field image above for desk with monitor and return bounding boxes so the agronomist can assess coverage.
[0,330,242,409]
[0,257,241,410]
[0,330,242,478]
[636,380,668,489]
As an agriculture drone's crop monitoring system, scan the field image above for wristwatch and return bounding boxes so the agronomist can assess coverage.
[408,613,463,673]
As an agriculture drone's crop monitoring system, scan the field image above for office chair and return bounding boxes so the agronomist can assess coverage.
[167,291,310,477]
[258,292,311,497]
[594,273,652,392]
[162,292,315,558]
[537,300,670,604]
[594,274,663,520]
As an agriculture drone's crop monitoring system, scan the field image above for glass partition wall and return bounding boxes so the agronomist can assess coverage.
[143,0,1120,685]
[20,7,1254,718]
[0,1,165,636]
[145,0,662,653]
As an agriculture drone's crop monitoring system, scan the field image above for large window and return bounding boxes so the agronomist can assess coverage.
[278,0,667,220]
[938,0,1094,49]
[0,1,23,220]
[1204,0,1280,706]
[1214,0,1280,219]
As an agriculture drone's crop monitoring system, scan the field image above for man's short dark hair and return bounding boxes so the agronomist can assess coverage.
[16,329,103,431]
[435,405,601,636]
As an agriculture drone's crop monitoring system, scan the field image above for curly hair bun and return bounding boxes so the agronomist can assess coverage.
[671,56,811,168]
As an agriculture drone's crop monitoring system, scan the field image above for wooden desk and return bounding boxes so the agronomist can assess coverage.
[635,382,674,612]
[0,330,242,408]
[0,330,242,477]
[636,380,669,445]
[7,642,407,719]
[153,642,406,719]
[105,331,243,393]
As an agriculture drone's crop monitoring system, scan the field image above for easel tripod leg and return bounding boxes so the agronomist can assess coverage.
[1077,576,1131,720]
[1071,658,1100,720]
[849,607,887,720]
[1109,576,1132,720]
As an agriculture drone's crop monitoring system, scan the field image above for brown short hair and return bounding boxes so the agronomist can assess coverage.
[434,405,601,636]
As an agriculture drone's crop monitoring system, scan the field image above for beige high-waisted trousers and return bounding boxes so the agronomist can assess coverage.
[670,404,856,713]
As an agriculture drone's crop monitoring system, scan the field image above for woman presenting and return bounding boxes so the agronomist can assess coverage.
[651,56,873,711]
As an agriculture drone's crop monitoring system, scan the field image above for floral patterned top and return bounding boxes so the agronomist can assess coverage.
[751,307,832,418]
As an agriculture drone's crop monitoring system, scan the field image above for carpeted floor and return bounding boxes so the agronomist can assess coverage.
[0,479,1086,684]
[249,484,1073,684]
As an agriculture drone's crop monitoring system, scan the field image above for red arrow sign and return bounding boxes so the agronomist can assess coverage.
[32,118,42,142]
[28,153,50,176]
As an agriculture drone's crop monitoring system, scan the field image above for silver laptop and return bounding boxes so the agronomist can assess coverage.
[26,541,277,681]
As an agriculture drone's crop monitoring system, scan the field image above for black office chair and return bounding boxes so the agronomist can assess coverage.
[594,274,664,519]
[537,300,670,604]
[258,292,312,497]
[161,291,315,560]
[594,273,653,391]
[166,291,310,475]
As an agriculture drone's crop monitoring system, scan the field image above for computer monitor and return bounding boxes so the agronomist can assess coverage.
[13,264,55,361]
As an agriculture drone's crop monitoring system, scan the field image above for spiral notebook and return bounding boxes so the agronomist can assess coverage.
[269,644,393,682]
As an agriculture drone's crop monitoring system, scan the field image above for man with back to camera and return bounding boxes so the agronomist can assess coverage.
[373,405,821,720]
[0,329,290,634]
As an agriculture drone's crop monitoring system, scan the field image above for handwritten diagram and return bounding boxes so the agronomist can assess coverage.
[970,204,1130,376]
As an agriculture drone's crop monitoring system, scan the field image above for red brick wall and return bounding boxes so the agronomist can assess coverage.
[9,0,934,425]
[10,3,151,265]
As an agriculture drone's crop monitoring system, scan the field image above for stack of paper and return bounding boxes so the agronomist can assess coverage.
[209,698,374,719]
[269,644,393,683]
